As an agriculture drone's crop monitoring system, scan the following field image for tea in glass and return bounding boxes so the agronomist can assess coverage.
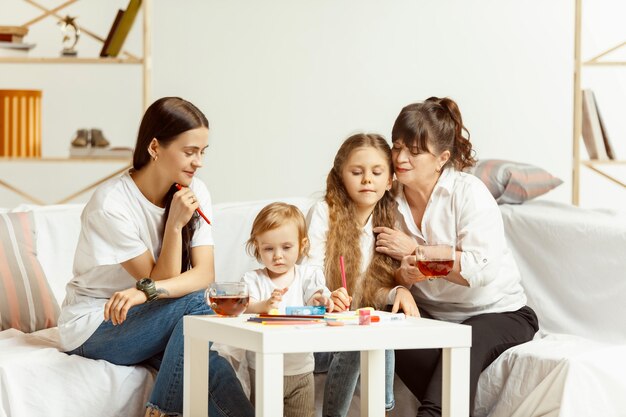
[416,243,455,278]
[206,282,249,316]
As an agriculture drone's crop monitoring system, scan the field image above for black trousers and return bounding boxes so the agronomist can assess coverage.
[395,305,539,417]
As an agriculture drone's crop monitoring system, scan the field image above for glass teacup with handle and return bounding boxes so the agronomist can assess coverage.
[206,282,249,316]
[415,242,455,280]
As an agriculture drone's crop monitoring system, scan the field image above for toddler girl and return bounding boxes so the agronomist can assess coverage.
[242,202,333,417]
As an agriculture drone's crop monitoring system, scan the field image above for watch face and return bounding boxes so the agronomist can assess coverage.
[137,278,152,289]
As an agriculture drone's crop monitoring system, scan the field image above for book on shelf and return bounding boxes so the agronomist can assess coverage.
[0,41,36,57]
[105,0,142,58]
[581,89,614,160]
[0,34,24,43]
[100,9,124,57]
[0,26,28,37]
[69,146,133,159]
[596,96,616,160]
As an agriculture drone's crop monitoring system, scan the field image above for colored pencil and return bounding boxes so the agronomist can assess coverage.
[340,255,347,291]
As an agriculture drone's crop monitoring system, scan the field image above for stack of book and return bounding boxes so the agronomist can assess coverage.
[0,26,36,57]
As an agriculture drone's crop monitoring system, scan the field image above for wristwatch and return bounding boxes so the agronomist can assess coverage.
[136,278,159,303]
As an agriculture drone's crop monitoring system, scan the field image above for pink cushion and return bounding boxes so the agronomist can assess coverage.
[468,160,563,204]
[0,212,60,332]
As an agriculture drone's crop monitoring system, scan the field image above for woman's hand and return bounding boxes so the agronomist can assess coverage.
[104,287,147,325]
[331,287,352,312]
[310,291,335,312]
[168,186,199,232]
[265,287,288,312]
[374,227,417,260]
[396,254,431,287]
[391,287,420,317]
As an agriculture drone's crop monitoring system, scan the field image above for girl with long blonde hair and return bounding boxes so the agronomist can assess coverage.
[306,133,418,417]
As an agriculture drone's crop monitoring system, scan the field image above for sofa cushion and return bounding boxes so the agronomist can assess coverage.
[468,159,563,204]
[0,212,60,332]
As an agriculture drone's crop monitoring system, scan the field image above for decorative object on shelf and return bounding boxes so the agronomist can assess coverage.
[102,0,142,58]
[69,128,110,148]
[90,128,110,148]
[0,89,42,157]
[58,15,80,57]
[0,26,35,57]
[70,129,90,147]
[69,128,131,159]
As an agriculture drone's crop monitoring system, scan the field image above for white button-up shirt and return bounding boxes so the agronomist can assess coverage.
[395,167,526,322]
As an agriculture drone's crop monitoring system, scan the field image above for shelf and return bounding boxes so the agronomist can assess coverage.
[582,61,626,66]
[0,157,132,162]
[581,160,626,167]
[572,0,626,204]
[0,160,132,205]
[0,57,143,64]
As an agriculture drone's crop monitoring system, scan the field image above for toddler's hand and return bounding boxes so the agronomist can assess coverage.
[331,287,352,312]
[265,287,288,311]
[310,291,334,312]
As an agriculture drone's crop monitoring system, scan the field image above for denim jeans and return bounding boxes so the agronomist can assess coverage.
[315,349,395,417]
[67,290,254,417]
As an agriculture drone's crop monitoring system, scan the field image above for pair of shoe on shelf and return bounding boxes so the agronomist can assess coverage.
[71,129,110,148]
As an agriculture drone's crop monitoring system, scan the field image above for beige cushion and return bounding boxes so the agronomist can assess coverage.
[0,212,60,332]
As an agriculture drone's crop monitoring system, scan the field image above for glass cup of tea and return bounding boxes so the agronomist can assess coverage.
[416,242,455,279]
[206,282,250,316]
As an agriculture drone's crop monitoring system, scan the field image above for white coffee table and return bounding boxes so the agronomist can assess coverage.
[183,315,471,417]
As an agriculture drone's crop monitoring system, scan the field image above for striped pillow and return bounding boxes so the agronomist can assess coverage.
[469,160,563,204]
[0,211,60,332]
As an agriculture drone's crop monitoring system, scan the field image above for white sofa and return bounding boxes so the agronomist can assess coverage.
[1,198,626,417]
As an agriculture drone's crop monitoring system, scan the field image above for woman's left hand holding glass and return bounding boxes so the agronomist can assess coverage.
[374,227,417,261]
[396,254,432,287]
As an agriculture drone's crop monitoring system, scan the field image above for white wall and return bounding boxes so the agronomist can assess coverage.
[1,0,622,209]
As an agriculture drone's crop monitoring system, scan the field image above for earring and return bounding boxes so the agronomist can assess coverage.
[151,154,158,162]
[435,166,442,173]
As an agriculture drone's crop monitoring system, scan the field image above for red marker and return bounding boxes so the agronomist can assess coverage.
[175,183,211,225]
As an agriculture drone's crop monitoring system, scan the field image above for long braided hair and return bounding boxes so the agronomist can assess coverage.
[324,133,398,309]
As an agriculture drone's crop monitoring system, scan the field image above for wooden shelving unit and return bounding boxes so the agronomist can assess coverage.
[572,0,626,205]
[0,0,151,204]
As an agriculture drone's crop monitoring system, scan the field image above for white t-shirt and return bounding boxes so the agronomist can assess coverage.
[58,171,214,351]
[305,201,400,304]
[241,265,329,376]
[395,167,526,322]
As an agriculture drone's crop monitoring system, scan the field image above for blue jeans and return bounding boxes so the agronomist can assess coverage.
[67,290,254,417]
[315,350,395,417]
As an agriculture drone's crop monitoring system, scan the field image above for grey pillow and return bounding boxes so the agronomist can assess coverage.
[467,160,563,204]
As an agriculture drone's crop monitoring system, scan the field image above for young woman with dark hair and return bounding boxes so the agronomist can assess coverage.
[374,97,539,417]
[58,97,254,417]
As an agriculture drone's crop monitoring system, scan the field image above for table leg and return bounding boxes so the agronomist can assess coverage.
[255,352,283,417]
[441,347,470,417]
[183,333,209,417]
[360,349,386,417]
